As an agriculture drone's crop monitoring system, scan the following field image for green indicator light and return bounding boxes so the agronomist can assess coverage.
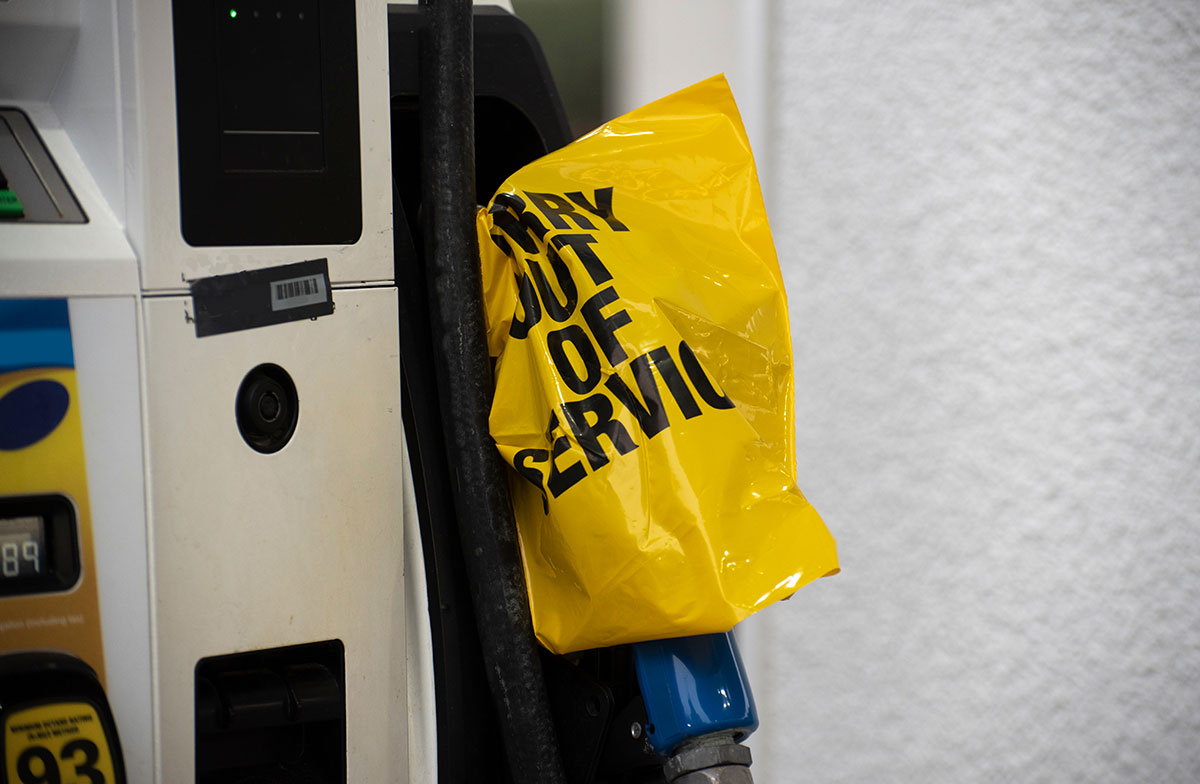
[0,190,25,219]
[229,8,238,18]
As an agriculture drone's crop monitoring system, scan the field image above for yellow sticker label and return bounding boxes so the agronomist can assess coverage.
[0,364,106,680]
[4,702,116,784]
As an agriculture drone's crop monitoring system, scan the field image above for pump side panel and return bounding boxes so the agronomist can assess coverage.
[143,287,406,782]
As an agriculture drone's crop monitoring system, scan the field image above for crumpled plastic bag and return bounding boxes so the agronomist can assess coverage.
[477,74,839,654]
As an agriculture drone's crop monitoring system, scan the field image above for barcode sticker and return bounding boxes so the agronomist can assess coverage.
[270,274,328,311]
[191,258,333,337]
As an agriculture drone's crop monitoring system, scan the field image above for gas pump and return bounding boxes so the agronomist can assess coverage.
[3,1,767,781]
[2,0,406,781]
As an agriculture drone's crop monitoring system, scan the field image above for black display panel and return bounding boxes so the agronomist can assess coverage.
[173,0,362,246]
[218,0,325,173]
[0,495,80,597]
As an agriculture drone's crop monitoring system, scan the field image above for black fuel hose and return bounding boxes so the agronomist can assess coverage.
[417,1,569,782]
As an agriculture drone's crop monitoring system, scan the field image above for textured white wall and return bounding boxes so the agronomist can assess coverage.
[613,2,1200,781]
[738,2,1200,782]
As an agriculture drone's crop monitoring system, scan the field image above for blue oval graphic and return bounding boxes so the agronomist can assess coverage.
[0,379,71,450]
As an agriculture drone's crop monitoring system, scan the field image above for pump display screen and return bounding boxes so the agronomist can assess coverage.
[0,515,45,578]
[0,496,79,596]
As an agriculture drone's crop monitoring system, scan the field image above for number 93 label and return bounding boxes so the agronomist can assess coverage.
[4,702,115,784]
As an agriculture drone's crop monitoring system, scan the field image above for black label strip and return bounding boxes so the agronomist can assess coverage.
[190,258,334,337]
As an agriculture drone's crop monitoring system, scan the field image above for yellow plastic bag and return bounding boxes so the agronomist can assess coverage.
[477,75,838,655]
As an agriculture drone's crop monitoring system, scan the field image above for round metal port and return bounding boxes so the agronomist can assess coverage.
[235,364,299,454]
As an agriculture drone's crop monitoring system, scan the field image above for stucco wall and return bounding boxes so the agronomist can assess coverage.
[736,2,1200,781]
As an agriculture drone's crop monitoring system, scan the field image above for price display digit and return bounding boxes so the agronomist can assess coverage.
[0,515,46,581]
[1,541,17,577]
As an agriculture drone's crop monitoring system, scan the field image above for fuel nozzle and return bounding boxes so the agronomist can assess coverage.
[632,632,759,782]
[664,732,754,783]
